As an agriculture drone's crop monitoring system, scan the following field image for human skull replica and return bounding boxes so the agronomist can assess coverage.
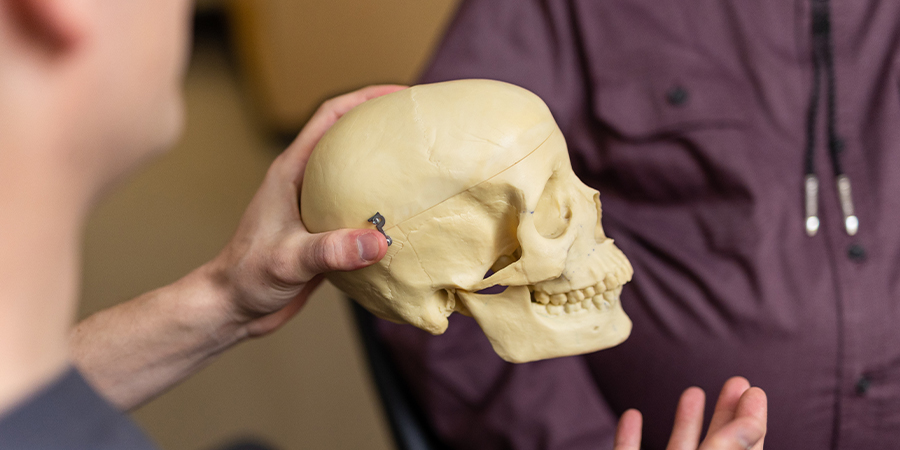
[300,79,633,363]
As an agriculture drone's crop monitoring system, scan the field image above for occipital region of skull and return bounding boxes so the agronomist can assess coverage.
[300,79,633,363]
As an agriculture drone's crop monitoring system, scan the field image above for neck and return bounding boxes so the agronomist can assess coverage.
[0,147,86,415]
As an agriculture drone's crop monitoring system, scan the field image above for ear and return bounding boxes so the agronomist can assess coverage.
[4,0,85,52]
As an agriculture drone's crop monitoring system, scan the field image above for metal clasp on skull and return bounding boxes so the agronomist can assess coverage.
[367,212,393,246]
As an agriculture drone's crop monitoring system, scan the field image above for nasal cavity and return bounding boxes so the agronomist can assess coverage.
[593,192,607,243]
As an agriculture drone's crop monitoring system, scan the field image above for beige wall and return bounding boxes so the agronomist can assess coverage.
[79,1,460,448]
[230,0,461,131]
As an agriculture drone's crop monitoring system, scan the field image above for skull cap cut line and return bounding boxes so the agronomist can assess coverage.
[377,130,555,238]
[301,79,633,363]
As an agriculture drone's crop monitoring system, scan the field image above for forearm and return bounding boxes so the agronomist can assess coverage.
[69,85,397,412]
[70,263,246,410]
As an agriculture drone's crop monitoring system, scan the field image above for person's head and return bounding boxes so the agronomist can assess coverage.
[0,0,193,208]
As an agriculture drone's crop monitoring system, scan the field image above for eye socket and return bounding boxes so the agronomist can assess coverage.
[533,175,571,239]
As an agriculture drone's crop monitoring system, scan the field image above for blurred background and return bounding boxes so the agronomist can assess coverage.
[78,0,459,448]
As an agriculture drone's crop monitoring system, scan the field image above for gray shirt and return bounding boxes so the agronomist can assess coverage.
[0,367,158,450]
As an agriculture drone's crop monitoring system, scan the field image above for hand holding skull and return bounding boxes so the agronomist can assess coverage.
[301,79,634,363]
[207,85,404,338]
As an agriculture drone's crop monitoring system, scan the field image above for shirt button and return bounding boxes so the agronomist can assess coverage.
[847,244,866,262]
[855,376,872,396]
[666,86,689,106]
[832,137,845,154]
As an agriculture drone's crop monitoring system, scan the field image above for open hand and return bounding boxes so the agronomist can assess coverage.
[614,377,767,450]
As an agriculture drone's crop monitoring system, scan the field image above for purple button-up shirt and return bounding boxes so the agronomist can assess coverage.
[377,1,900,449]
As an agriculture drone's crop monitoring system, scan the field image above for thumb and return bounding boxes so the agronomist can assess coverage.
[298,229,388,278]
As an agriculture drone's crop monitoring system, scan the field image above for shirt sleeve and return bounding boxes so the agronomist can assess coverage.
[0,367,158,450]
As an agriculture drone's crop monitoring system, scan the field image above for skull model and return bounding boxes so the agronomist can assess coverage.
[300,79,633,363]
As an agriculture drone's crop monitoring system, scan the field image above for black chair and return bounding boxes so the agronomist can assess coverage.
[210,438,278,450]
[349,301,447,450]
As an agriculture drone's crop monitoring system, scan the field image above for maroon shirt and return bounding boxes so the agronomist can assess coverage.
[376,1,900,449]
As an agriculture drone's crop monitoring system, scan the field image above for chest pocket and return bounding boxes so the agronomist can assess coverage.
[565,0,795,293]
[581,69,756,209]
[569,0,758,204]
[567,1,765,254]
[572,0,755,141]
[594,72,749,140]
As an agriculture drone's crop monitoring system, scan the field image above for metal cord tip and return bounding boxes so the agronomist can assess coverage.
[845,215,859,236]
[805,175,819,237]
[836,175,857,237]
[806,216,820,237]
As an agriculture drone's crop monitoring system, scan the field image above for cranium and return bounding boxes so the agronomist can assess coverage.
[300,79,633,363]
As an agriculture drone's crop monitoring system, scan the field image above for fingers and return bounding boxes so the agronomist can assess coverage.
[309,85,408,128]
[614,409,643,450]
[294,228,388,280]
[707,377,752,436]
[638,380,766,450]
[699,416,766,450]
[666,387,706,450]
[700,381,767,450]
[282,84,408,184]
[733,387,767,450]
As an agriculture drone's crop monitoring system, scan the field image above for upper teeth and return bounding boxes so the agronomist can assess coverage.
[529,265,630,316]
[534,282,614,306]
[532,267,628,307]
[531,285,623,316]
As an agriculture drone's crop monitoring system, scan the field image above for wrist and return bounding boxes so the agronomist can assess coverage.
[187,260,253,345]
